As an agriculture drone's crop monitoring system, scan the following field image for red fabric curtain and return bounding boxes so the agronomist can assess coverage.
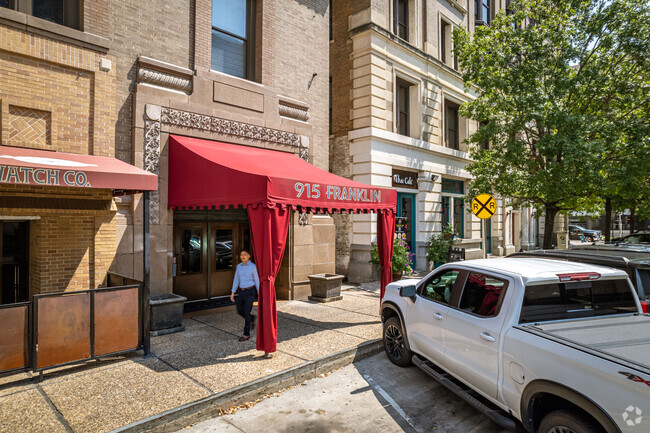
[377,210,396,299]
[247,205,291,353]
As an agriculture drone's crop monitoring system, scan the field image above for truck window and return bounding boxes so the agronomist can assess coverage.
[637,269,650,300]
[520,279,638,323]
[457,272,507,317]
[420,269,459,305]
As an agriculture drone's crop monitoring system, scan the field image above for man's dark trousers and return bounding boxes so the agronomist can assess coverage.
[235,287,256,336]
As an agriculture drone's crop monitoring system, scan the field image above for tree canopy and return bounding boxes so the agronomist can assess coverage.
[454,0,650,247]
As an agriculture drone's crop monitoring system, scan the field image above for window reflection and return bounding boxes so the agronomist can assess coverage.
[215,229,233,270]
[181,229,202,274]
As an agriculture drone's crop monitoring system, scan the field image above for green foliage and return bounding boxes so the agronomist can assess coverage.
[426,224,455,264]
[370,238,414,273]
[453,0,650,246]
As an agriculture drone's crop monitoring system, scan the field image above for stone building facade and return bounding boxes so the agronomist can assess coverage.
[111,0,334,301]
[0,3,121,301]
[330,0,517,281]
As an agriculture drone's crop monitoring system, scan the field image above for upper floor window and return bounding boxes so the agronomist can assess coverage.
[396,78,411,136]
[1,0,80,29]
[475,0,491,26]
[445,100,460,150]
[393,0,408,41]
[212,0,254,80]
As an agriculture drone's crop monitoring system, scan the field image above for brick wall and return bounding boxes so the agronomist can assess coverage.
[0,185,116,295]
[110,0,193,163]
[82,0,109,37]
[0,23,116,157]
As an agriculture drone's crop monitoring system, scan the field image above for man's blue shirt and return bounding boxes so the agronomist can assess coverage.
[231,261,260,293]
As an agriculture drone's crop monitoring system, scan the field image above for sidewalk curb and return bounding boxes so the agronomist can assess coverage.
[111,339,384,433]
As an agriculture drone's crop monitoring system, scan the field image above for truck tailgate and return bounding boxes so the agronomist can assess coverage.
[520,315,650,374]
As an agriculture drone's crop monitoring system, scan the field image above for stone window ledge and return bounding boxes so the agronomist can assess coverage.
[0,7,110,53]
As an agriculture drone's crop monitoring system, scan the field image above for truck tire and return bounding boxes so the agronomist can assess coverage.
[383,317,412,367]
[538,410,603,433]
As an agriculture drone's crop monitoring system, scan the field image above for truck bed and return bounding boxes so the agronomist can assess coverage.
[519,315,650,375]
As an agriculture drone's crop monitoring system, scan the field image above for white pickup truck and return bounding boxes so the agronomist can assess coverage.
[381,258,650,433]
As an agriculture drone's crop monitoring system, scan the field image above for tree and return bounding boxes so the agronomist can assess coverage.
[454,0,650,248]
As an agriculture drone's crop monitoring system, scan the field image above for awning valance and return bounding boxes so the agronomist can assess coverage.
[168,135,397,213]
[0,145,157,193]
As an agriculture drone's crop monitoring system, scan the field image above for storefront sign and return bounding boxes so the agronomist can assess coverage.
[392,169,418,189]
[0,165,92,187]
[294,182,382,203]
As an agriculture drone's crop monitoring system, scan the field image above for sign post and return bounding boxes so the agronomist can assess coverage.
[471,193,497,259]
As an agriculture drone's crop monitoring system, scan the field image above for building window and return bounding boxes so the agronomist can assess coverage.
[211,0,254,79]
[393,0,408,41]
[475,0,491,26]
[441,19,449,64]
[445,100,460,150]
[1,0,80,29]
[442,178,465,238]
[479,120,489,150]
[396,78,411,136]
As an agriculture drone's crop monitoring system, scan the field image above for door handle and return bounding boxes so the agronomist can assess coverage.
[434,313,445,320]
[480,332,496,342]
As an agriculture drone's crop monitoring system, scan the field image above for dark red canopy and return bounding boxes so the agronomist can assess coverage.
[168,135,396,354]
[0,145,157,192]
[168,135,396,213]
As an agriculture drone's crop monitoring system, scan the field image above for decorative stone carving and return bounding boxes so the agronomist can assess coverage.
[299,144,309,161]
[144,117,161,224]
[137,67,192,93]
[298,212,309,226]
[160,107,301,147]
[279,103,310,122]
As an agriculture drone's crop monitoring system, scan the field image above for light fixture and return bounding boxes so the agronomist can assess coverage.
[431,174,439,181]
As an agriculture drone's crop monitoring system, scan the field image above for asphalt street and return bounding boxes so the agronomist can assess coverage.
[179,352,510,433]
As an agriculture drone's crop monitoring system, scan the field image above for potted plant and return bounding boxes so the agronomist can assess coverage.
[370,237,414,281]
[427,224,455,269]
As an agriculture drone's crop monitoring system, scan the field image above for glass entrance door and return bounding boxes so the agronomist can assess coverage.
[1,221,29,304]
[209,223,237,298]
[173,223,207,301]
[397,192,416,267]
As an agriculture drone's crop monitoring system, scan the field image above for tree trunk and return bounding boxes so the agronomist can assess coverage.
[604,197,612,242]
[543,205,558,249]
[630,206,636,234]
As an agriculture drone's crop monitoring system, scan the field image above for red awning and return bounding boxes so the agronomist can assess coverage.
[0,145,157,193]
[168,135,396,213]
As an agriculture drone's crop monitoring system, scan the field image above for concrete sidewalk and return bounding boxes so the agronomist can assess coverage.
[0,286,383,433]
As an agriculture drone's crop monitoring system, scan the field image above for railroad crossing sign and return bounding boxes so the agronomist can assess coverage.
[472,194,496,219]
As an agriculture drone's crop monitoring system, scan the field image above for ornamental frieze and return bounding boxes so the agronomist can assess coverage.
[160,107,302,148]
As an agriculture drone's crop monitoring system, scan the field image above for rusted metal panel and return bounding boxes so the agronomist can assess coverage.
[36,293,90,369]
[0,305,29,372]
[94,287,139,356]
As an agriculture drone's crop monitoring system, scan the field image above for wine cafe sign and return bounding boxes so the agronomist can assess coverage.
[392,169,418,189]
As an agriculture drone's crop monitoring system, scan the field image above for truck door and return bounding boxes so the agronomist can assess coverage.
[443,271,510,400]
[408,268,464,366]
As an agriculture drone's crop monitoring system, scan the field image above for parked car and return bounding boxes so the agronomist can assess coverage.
[611,230,650,244]
[569,224,602,242]
[510,245,650,312]
[381,258,649,433]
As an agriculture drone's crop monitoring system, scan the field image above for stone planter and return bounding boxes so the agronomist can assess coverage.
[149,293,187,336]
[308,273,344,303]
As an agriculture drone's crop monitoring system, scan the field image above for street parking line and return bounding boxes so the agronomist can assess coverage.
[363,374,419,432]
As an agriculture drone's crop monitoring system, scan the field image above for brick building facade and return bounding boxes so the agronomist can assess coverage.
[0,4,123,301]
[110,0,333,301]
[330,0,518,281]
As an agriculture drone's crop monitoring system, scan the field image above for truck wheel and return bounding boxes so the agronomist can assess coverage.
[538,410,602,433]
[383,317,412,367]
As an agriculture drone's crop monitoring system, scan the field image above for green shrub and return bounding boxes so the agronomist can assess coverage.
[369,237,414,273]
[426,224,455,264]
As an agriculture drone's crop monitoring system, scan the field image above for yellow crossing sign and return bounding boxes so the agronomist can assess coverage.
[472,194,496,219]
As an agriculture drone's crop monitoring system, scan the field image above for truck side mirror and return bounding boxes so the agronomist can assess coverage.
[400,285,416,298]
